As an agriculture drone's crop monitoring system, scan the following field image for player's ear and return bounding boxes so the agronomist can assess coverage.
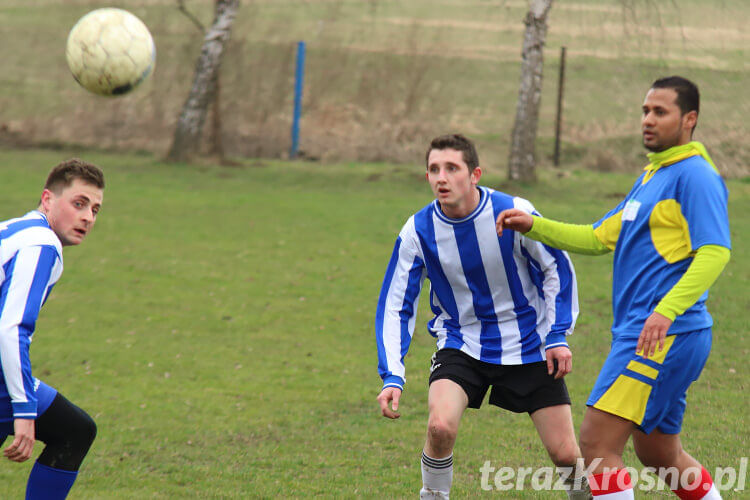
[471,166,482,184]
[683,110,698,132]
[39,189,54,211]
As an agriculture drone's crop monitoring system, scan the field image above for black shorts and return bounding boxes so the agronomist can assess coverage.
[428,348,570,413]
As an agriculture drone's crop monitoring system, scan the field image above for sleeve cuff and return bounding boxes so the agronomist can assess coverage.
[653,303,678,321]
[381,375,404,391]
[544,332,569,350]
[11,401,37,419]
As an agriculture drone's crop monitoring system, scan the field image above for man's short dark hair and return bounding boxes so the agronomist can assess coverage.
[44,158,105,193]
[425,134,479,172]
[651,76,700,116]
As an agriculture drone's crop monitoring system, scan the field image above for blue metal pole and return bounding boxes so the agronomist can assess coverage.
[290,41,306,159]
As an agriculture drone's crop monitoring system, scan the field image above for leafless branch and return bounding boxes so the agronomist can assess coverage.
[177,0,206,34]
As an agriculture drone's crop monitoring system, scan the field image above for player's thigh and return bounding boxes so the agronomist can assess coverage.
[530,404,576,452]
[580,406,633,456]
[428,378,469,431]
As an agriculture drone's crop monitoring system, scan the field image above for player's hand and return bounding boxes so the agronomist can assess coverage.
[637,311,672,358]
[545,346,572,379]
[4,418,35,462]
[496,209,534,236]
[377,387,402,419]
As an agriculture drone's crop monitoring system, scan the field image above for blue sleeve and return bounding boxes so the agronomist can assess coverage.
[0,245,59,419]
[678,162,731,250]
[543,244,578,348]
[519,235,579,349]
[375,233,426,391]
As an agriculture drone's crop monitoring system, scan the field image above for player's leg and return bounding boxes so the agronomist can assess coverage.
[26,391,97,500]
[509,359,590,500]
[421,378,469,500]
[629,328,718,499]
[580,334,654,499]
[630,328,717,499]
[531,404,580,467]
[633,430,721,499]
[579,406,635,498]
[579,406,632,472]
[530,404,592,499]
[425,378,468,457]
[422,348,484,500]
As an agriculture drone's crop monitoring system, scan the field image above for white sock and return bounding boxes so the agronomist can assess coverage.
[699,483,722,500]
[592,490,634,500]
[420,451,452,499]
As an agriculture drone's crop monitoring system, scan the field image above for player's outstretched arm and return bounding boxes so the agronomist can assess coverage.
[495,209,534,236]
[545,346,572,379]
[377,387,402,419]
[3,418,34,462]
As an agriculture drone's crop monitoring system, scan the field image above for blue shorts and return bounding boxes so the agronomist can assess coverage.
[0,380,58,436]
[587,328,711,434]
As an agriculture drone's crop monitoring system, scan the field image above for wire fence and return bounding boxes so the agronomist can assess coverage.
[1,0,747,176]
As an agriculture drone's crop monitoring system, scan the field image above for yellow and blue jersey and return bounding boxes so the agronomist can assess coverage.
[592,153,730,337]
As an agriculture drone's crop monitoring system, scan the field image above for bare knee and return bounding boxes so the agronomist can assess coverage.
[634,437,680,468]
[579,419,600,463]
[426,416,458,454]
[579,415,619,466]
[547,439,580,467]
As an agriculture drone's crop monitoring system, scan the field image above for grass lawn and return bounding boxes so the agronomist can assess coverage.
[0,148,746,498]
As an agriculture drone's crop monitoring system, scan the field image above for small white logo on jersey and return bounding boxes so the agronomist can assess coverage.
[622,200,641,221]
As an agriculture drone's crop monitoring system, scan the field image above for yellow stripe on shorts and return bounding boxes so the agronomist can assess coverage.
[593,375,652,425]
[635,335,676,364]
[594,336,677,424]
[626,360,658,379]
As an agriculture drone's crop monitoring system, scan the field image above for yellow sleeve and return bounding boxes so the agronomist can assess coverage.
[654,245,731,321]
[525,216,611,255]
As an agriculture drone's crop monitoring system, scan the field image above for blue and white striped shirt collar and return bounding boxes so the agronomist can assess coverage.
[431,186,489,225]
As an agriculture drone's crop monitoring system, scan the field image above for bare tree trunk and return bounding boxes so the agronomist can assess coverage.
[208,73,224,161]
[508,0,553,182]
[167,0,239,162]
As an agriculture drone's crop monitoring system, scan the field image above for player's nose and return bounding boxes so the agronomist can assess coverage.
[82,208,95,223]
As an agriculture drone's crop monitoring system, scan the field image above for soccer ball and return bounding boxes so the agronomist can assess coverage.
[65,8,156,96]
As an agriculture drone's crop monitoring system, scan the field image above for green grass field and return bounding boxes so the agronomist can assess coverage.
[0,148,746,498]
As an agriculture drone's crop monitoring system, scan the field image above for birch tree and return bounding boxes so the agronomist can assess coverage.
[507,0,553,182]
[167,0,239,162]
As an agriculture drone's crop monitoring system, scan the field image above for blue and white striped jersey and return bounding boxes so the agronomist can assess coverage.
[376,187,578,391]
[0,211,63,420]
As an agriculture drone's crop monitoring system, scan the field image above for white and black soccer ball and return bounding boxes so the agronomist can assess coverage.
[65,8,156,96]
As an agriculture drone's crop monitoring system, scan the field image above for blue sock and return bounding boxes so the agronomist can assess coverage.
[26,461,78,500]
